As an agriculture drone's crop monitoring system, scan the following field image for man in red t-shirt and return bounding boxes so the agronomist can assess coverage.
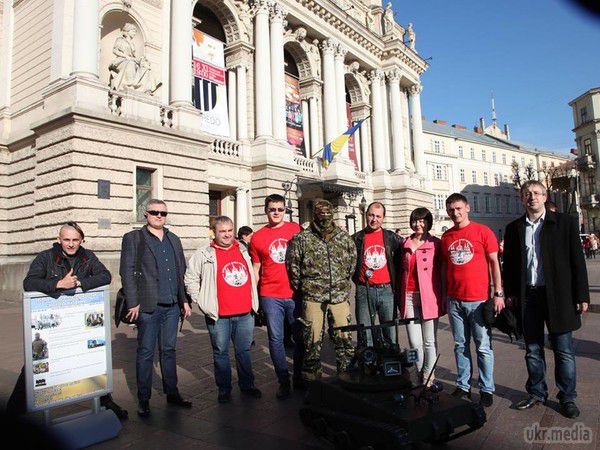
[185,216,261,404]
[441,193,503,408]
[352,202,403,347]
[250,194,302,399]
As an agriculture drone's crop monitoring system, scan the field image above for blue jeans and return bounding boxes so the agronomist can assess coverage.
[356,284,396,347]
[260,297,304,384]
[136,304,180,401]
[523,288,577,402]
[206,313,255,393]
[448,298,495,393]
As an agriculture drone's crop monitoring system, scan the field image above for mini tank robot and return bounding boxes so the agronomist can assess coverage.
[299,271,486,449]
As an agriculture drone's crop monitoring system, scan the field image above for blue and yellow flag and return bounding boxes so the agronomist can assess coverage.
[322,118,367,168]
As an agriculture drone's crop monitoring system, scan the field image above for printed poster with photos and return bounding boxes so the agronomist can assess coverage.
[346,102,359,170]
[285,74,306,157]
[24,286,112,411]
[192,29,230,137]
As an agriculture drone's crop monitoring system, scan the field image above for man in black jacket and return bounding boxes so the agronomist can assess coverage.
[120,199,192,417]
[352,202,403,346]
[503,180,589,419]
[9,222,127,419]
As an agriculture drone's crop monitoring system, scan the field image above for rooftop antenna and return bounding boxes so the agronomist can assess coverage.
[491,92,497,125]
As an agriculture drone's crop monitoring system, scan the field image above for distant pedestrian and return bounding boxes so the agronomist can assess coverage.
[237,226,253,251]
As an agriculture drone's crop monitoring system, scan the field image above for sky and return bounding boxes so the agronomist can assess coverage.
[392,0,600,154]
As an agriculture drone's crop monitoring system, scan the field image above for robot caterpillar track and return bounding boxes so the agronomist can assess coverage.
[300,377,486,449]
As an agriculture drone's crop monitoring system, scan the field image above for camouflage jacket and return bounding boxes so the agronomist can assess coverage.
[286,226,357,304]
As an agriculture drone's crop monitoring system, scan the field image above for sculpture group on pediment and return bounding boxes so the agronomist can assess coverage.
[108,23,161,95]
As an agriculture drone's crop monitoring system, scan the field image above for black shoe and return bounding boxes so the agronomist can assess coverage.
[167,393,192,408]
[100,394,129,420]
[479,392,493,407]
[217,391,231,404]
[293,377,307,390]
[451,388,472,400]
[515,395,545,410]
[560,401,580,419]
[137,400,150,417]
[276,383,291,400]
[241,387,262,398]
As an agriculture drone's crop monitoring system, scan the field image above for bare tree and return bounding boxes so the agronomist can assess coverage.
[511,161,523,189]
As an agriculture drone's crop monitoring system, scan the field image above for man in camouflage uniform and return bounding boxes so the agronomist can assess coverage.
[286,200,357,381]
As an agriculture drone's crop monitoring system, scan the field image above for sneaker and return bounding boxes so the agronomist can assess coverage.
[241,387,262,398]
[451,388,472,400]
[479,392,493,407]
[217,391,231,404]
[560,401,580,419]
[137,400,150,417]
[276,382,291,400]
[100,394,129,420]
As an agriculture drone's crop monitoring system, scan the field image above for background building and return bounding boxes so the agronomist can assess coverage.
[570,87,600,233]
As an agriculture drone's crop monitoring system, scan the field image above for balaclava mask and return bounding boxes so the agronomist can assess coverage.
[311,200,336,240]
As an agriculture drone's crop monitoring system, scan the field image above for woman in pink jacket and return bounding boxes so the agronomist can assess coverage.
[399,208,445,385]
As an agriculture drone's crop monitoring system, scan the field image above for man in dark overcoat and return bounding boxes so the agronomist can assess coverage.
[503,180,589,418]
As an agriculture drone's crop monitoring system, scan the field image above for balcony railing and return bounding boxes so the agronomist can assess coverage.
[294,155,320,176]
[576,154,595,171]
[211,139,241,159]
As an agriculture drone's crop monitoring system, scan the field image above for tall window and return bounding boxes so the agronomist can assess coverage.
[435,195,445,210]
[433,164,447,180]
[494,174,499,186]
[136,168,155,222]
[589,173,597,195]
[492,152,497,163]
[472,170,477,183]
[503,174,508,183]
[473,195,480,212]
[460,169,465,183]
[581,107,588,124]
[470,148,475,159]
[512,155,516,164]
[482,149,487,161]
[483,172,489,185]
[209,191,222,230]
[458,146,464,158]
[485,195,491,213]
[434,140,441,153]
[495,195,501,213]
[584,139,592,155]
[502,154,507,165]
[505,195,511,213]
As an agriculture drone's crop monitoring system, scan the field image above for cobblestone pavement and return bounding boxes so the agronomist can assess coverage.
[1,261,599,449]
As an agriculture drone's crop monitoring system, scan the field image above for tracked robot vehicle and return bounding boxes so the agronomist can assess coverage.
[299,271,486,449]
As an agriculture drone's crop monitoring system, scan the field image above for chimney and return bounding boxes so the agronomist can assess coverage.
[433,120,447,125]
[452,124,467,130]
[504,124,511,140]
[479,117,485,130]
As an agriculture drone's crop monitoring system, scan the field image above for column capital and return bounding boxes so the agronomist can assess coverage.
[320,38,338,55]
[269,2,287,22]
[386,68,402,83]
[409,83,423,96]
[252,0,271,16]
[368,69,385,84]
[236,186,248,194]
[335,43,348,59]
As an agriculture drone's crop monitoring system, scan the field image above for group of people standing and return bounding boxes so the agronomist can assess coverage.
[11,180,589,424]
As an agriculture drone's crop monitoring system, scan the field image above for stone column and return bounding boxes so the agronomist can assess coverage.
[227,68,237,140]
[380,77,391,170]
[254,0,272,138]
[236,187,249,228]
[387,69,406,171]
[369,70,386,171]
[321,39,337,144]
[301,99,311,156]
[270,3,287,141]
[71,0,99,78]
[409,83,425,175]
[0,1,14,110]
[354,124,362,170]
[334,44,348,136]
[308,96,320,157]
[169,0,192,106]
[236,64,248,140]
[360,117,372,173]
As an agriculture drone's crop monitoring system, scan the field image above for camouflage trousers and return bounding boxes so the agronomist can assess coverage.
[301,300,354,381]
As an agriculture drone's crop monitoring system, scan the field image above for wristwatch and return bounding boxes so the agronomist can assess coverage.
[494,291,504,298]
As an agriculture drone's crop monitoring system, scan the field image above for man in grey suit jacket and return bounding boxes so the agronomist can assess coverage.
[120,199,192,417]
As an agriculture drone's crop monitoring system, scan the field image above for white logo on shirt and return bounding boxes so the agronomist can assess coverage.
[364,245,387,270]
[448,239,474,265]
[269,238,288,264]
[222,262,249,287]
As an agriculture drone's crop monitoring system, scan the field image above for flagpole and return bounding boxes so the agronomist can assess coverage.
[311,115,371,159]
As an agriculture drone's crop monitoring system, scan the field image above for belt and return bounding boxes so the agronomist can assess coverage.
[526,285,546,292]
[358,282,391,288]
[157,302,176,307]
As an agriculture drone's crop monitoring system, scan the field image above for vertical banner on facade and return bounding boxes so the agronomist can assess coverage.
[23,286,112,412]
[285,74,306,157]
[346,103,359,170]
[192,30,230,137]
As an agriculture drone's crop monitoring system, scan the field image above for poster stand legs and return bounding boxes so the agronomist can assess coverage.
[44,396,122,449]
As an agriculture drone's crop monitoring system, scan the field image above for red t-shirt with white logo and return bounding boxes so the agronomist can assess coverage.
[212,240,252,316]
[250,222,302,298]
[441,221,499,301]
[359,229,391,284]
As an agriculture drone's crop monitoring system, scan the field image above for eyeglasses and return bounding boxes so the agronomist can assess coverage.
[268,208,286,213]
[147,210,168,217]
